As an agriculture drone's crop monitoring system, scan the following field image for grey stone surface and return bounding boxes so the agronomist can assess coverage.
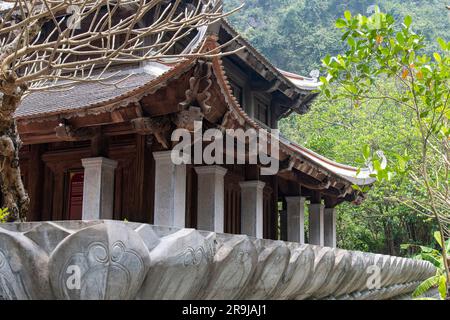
[137,229,215,299]
[48,221,150,300]
[0,227,52,299]
[0,220,438,300]
[81,157,118,220]
[153,151,186,228]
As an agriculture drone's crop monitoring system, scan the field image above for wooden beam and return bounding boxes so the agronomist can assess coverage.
[55,120,96,142]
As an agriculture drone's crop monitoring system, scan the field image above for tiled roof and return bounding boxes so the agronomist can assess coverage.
[15,72,158,119]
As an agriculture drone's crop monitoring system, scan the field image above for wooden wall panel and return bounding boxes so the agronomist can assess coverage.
[109,134,154,223]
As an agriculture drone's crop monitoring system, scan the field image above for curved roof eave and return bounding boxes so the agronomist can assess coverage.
[220,20,320,94]
[208,44,374,188]
[281,136,376,186]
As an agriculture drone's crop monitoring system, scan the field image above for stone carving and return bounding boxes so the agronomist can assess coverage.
[48,221,150,300]
[137,229,214,300]
[245,240,290,299]
[0,226,51,300]
[0,220,438,300]
[201,235,257,300]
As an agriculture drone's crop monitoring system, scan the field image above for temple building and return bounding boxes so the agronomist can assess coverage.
[13,19,374,248]
[0,3,438,301]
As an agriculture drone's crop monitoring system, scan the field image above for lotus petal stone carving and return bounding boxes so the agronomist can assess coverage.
[245,240,290,299]
[202,234,257,300]
[0,227,51,299]
[48,221,150,300]
[0,220,438,300]
[275,244,315,299]
[138,229,215,300]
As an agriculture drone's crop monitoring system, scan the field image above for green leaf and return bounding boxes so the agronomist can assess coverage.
[419,245,435,253]
[413,275,440,298]
[434,231,443,249]
[433,52,441,62]
[420,253,442,268]
[344,11,352,21]
[347,36,356,48]
[404,15,412,28]
[394,153,407,172]
[400,243,411,250]
[437,37,447,51]
[420,110,429,118]
[363,144,371,159]
[336,18,347,28]
[438,275,447,299]
[396,32,405,45]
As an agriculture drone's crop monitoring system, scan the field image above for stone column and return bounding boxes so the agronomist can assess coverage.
[239,181,265,238]
[153,151,186,228]
[324,207,337,248]
[286,196,306,244]
[194,166,227,233]
[308,203,324,246]
[81,157,118,220]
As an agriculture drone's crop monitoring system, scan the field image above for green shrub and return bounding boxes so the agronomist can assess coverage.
[0,208,9,223]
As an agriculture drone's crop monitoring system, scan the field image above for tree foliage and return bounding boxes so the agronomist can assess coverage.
[226,0,450,74]
[320,7,450,295]
[227,1,450,258]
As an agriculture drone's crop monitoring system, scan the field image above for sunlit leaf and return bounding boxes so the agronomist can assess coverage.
[413,275,440,298]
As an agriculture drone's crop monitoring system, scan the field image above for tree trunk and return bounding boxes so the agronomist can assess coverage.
[0,92,29,222]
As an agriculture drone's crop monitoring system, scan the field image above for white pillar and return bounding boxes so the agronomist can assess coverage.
[81,157,118,220]
[308,203,324,246]
[286,196,305,244]
[194,166,227,232]
[239,181,265,238]
[324,207,337,248]
[153,151,186,228]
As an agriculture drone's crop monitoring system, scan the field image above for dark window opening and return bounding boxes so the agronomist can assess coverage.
[229,79,243,107]
[255,98,269,125]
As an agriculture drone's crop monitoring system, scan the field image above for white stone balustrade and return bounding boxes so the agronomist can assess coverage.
[0,220,437,300]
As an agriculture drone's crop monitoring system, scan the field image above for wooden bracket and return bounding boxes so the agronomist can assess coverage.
[130,117,171,149]
[172,106,203,132]
[55,120,95,142]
